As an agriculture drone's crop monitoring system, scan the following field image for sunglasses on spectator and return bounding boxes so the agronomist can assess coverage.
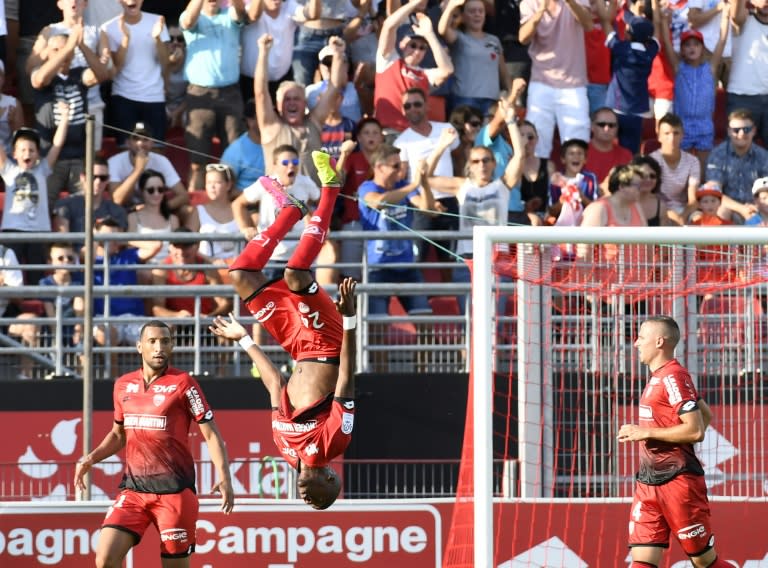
[595,121,618,129]
[54,255,76,262]
[169,34,185,43]
[403,101,424,110]
[144,185,166,195]
[381,162,401,170]
[470,157,493,164]
[280,158,300,166]
[206,163,232,180]
[93,174,109,182]
[408,42,428,51]
[468,120,482,127]
[729,125,754,135]
[641,173,657,180]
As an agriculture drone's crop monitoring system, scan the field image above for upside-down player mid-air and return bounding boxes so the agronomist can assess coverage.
[211,151,356,510]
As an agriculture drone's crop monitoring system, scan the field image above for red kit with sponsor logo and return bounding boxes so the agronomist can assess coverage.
[114,368,214,494]
[272,389,355,468]
[636,359,705,485]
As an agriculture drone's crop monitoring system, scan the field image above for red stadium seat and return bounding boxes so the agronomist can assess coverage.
[640,138,660,154]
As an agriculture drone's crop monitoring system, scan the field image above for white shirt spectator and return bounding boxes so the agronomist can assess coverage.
[395,121,459,199]
[687,0,732,57]
[108,151,182,203]
[241,0,305,81]
[102,12,169,102]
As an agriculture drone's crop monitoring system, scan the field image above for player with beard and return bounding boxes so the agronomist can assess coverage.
[74,320,233,567]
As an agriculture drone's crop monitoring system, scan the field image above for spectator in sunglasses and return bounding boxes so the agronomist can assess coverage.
[447,104,485,176]
[705,109,768,221]
[165,23,188,130]
[53,156,128,238]
[127,169,181,265]
[375,2,454,132]
[585,107,633,187]
[232,145,319,255]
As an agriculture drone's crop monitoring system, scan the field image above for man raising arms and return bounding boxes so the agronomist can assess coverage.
[622,316,729,568]
[74,320,233,567]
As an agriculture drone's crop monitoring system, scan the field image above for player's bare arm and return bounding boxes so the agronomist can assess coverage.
[209,313,286,405]
[618,409,706,444]
[198,420,235,514]
[335,278,357,399]
[74,422,126,491]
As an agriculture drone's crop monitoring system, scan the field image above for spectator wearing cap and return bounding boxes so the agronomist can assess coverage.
[26,0,111,153]
[728,0,768,144]
[0,60,23,153]
[180,0,247,192]
[706,108,768,220]
[656,1,729,175]
[240,0,310,104]
[374,1,454,133]
[519,0,592,159]
[253,33,346,186]
[689,180,735,286]
[291,0,353,87]
[52,156,128,239]
[689,180,730,225]
[594,2,658,154]
[30,26,109,205]
[745,177,768,226]
[108,122,191,218]
[220,99,265,191]
[586,107,633,185]
[101,2,170,146]
[1,117,70,285]
[306,43,362,123]
[687,0,733,77]
[438,0,509,116]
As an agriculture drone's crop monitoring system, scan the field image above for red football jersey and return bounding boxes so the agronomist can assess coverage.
[114,367,214,494]
[636,359,705,485]
[271,388,354,469]
[246,279,343,362]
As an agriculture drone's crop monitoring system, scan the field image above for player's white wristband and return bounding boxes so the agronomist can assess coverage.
[238,335,255,351]
[343,316,357,330]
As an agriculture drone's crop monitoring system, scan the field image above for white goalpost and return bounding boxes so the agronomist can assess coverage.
[470,225,768,568]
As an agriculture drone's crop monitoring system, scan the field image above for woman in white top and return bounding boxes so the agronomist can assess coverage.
[127,170,180,264]
[186,163,240,264]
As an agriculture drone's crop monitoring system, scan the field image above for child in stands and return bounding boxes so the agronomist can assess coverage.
[655,0,729,175]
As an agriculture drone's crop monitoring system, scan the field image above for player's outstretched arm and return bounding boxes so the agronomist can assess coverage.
[209,314,285,404]
[335,278,357,399]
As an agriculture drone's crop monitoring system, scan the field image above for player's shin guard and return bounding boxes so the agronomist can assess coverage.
[229,206,303,271]
[286,184,339,270]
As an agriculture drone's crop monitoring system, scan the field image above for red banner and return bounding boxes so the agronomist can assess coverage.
[0,410,281,500]
[0,500,766,567]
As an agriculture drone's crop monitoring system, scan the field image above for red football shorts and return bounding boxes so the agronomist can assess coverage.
[246,279,342,362]
[628,474,714,556]
[102,488,198,557]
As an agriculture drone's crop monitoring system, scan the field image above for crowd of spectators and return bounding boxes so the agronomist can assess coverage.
[2,0,768,377]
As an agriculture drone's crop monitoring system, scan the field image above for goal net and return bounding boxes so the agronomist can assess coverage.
[443,226,768,567]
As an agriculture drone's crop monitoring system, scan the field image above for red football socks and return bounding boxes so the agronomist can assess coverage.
[287,185,340,270]
[229,205,302,271]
